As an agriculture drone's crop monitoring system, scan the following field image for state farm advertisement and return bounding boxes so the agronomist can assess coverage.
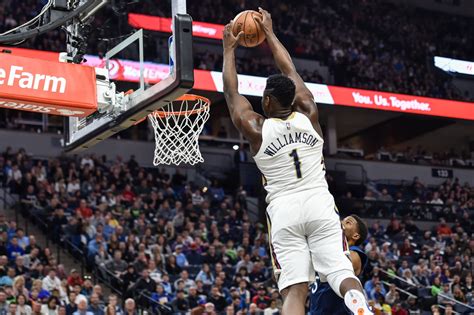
[128,13,224,40]
[0,53,97,117]
[328,86,474,120]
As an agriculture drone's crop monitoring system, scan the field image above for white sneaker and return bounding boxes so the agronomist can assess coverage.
[344,290,374,315]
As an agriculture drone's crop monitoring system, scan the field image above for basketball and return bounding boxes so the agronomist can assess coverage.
[232,10,266,47]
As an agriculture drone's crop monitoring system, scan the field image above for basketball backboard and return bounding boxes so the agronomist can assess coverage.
[63,0,194,152]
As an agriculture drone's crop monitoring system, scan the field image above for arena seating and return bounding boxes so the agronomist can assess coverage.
[1,147,473,314]
[334,146,474,169]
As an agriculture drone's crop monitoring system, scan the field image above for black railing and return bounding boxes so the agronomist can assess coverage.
[94,263,124,296]
[136,291,173,315]
[335,198,470,222]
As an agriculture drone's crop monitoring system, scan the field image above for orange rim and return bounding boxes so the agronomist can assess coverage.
[152,94,211,118]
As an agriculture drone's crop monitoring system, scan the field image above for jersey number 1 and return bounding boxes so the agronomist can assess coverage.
[289,149,302,178]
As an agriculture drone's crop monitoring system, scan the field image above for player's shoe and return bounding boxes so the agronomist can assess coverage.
[344,290,373,315]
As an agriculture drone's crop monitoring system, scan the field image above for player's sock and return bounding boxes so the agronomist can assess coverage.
[343,289,373,315]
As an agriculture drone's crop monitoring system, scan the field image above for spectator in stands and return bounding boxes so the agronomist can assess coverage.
[174,245,189,268]
[429,192,444,205]
[7,303,16,315]
[235,253,253,274]
[74,296,94,315]
[7,237,24,261]
[413,266,430,287]
[0,291,8,313]
[42,270,62,293]
[41,296,59,315]
[437,218,453,236]
[77,200,93,219]
[263,299,279,315]
[391,302,408,315]
[400,239,414,257]
[123,298,137,315]
[16,294,31,315]
[106,251,127,277]
[195,264,214,288]
[87,234,107,259]
[67,269,84,289]
[12,275,28,297]
[251,286,270,310]
[444,304,454,315]
[31,302,42,315]
[165,255,181,276]
[378,188,393,202]
[131,269,156,297]
[438,283,455,305]
[370,283,387,301]
[172,290,189,314]
[385,283,398,305]
[0,268,15,286]
[15,229,29,250]
[431,277,443,297]
[363,190,376,201]
[207,286,227,313]
[105,294,123,315]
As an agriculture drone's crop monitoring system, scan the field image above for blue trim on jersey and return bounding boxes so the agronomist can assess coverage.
[309,246,367,315]
[309,280,350,315]
[350,245,368,271]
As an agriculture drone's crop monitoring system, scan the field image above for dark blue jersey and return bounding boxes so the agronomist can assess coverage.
[309,246,368,315]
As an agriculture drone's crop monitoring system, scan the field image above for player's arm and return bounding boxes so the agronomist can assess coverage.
[254,8,322,136]
[350,250,363,276]
[222,22,264,153]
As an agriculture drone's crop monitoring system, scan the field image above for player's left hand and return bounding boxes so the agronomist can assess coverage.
[223,21,243,51]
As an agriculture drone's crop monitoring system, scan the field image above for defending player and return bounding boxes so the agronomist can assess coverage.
[310,215,369,315]
[222,7,372,315]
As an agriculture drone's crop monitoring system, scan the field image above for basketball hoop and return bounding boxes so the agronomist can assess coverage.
[148,94,211,166]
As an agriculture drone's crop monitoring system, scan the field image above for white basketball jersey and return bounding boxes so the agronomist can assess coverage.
[253,112,328,203]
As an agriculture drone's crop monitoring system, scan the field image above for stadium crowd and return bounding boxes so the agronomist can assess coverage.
[0,0,472,101]
[373,147,473,168]
[332,145,474,169]
[0,146,472,314]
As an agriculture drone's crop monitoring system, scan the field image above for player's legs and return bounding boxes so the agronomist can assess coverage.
[267,215,313,315]
[306,215,372,315]
[280,282,308,315]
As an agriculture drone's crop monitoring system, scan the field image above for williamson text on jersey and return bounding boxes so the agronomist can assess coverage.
[263,132,318,156]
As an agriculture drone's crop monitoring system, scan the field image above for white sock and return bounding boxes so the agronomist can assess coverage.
[343,289,373,315]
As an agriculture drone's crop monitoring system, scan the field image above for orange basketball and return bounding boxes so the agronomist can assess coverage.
[232,10,266,47]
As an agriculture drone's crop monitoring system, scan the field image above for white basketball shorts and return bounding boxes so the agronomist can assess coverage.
[266,188,353,292]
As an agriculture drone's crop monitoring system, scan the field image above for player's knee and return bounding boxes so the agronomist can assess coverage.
[326,269,360,298]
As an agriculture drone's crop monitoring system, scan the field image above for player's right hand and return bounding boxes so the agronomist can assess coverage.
[254,7,273,35]
[223,21,244,51]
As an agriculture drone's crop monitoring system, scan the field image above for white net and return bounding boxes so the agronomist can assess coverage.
[148,95,210,166]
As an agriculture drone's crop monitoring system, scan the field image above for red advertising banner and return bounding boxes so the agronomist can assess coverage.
[328,86,474,120]
[128,13,224,40]
[0,53,97,117]
[1,47,473,120]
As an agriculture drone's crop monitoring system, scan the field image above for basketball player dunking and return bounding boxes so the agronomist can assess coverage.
[222,8,373,315]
